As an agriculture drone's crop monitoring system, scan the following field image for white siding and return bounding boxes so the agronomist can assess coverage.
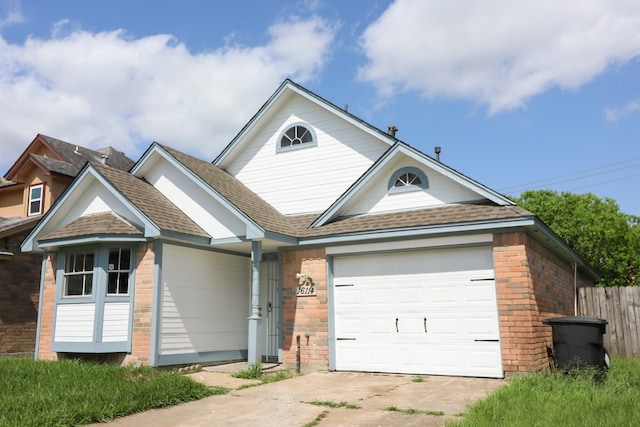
[143,157,246,239]
[225,96,389,215]
[102,302,130,342]
[344,156,482,216]
[160,244,250,355]
[55,303,95,342]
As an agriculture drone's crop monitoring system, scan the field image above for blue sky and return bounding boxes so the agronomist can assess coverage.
[1,0,639,215]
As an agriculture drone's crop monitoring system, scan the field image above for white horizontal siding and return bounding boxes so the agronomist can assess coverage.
[345,157,482,216]
[225,96,389,215]
[143,156,245,239]
[159,244,250,355]
[54,303,95,342]
[102,302,130,342]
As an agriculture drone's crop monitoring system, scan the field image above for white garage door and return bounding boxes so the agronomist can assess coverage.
[333,245,502,378]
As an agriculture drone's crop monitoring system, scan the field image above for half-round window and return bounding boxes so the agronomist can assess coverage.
[278,124,317,152]
[388,167,429,193]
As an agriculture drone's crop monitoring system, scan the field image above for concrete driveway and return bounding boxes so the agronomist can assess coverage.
[100,366,505,427]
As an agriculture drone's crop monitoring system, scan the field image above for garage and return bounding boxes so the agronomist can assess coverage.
[332,245,503,378]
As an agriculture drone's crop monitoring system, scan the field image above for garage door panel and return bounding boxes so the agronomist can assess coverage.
[333,246,503,378]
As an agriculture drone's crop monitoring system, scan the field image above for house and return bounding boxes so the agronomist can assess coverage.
[0,134,134,354]
[21,81,598,377]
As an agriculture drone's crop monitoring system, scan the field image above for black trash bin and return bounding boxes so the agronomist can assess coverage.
[542,316,608,372]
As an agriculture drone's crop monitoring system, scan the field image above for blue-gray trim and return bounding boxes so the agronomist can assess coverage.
[276,248,285,363]
[150,241,163,366]
[387,166,429,192]
[157,349,249,367]
[38,235,147,251]
[276,122,318,153]
[248,240,262,365]
[326,255,336,371]
[34,253,48,360]
[51,341,129,353]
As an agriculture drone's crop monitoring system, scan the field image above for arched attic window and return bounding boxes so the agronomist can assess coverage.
[388,167,429,193]
[277,123,317,152]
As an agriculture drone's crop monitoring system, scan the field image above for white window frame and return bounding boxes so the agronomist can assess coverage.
[63,251,95,297]
[388,167,429,194]
[276,123,318,153]
[28,183,44,216]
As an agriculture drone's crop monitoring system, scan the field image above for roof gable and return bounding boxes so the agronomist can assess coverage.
[312,142,514,227]
[214,80,397,168]
[21,162,208,252]
[133,143,294,240]
[4,134,134,181]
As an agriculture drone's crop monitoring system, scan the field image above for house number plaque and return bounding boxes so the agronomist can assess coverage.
[296,285,316,296]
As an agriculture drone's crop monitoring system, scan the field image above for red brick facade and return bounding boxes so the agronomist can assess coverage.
[0,229,42,354]
[281,248,329,371]
[494,231,592,373]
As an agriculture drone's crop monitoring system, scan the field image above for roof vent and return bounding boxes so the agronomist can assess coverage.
[74,146,80,154]
[434,146,441,162]
[101,155,109,165]
[387,125,398,138]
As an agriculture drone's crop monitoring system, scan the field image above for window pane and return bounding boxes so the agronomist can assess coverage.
[120,249,131,270]
[107,272,118,294]
[30,186,42,199]
[74,254,84,272]
[66,276,83,296]
[119,272,129,294]
[85,275,93,295]
[109,249,119,270]
[30,200,41,214]
[84,253,94,271]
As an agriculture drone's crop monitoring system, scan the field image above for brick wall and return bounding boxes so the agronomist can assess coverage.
[0,229,42,354]
[36,252,58,360]
[281,248,328,371]
[123,242,155,366]
[494,231,594,373]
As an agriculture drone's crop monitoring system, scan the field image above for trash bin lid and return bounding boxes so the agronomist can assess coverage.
[542,316,607,325]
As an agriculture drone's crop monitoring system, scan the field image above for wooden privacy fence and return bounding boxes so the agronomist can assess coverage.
[578,286,640,358]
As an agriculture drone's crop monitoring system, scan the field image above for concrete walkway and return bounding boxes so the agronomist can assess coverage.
[99,365,505,427]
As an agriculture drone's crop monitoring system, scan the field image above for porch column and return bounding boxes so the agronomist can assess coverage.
[248,240,262,366]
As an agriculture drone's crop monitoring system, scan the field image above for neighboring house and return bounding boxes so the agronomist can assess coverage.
[22,81,598,378]
[0,134,134,354]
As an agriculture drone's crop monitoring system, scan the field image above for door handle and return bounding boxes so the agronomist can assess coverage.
[395,317,399,333]
[424,317,427,333]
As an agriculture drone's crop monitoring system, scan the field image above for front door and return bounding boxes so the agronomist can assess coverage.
[260,254,280,362]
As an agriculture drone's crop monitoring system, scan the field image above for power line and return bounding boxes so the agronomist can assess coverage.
[499,157,640,193]
[568,171,640,192]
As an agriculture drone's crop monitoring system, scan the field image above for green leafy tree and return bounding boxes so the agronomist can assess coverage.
[515,190,640,287]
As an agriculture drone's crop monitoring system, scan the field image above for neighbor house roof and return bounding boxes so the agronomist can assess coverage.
[4,134,135,181]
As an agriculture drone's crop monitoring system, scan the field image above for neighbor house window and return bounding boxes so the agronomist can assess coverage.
[64,252,95,296]
[28,183,44,216]
[107,248,131,295]
[388,167,429,193]
[278,124,317,152]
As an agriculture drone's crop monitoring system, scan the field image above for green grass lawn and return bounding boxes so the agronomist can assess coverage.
[0,357,223,426]
[449,358,640,427]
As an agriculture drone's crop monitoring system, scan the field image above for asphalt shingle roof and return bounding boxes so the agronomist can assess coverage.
[162,145,296,236]
[41,212,143,241]
[40,135,135,175]
[94,163,210,239]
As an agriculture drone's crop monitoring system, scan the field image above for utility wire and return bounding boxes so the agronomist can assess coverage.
[499,157,640,192]
[568,171,640,192]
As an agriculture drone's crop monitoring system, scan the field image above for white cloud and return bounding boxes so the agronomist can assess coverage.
[0,0,22,29]
[359,0,640,113]
[605,100,640,122]
[0,16,336,170]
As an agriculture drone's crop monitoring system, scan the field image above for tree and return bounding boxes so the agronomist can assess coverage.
[515,190,640,287]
